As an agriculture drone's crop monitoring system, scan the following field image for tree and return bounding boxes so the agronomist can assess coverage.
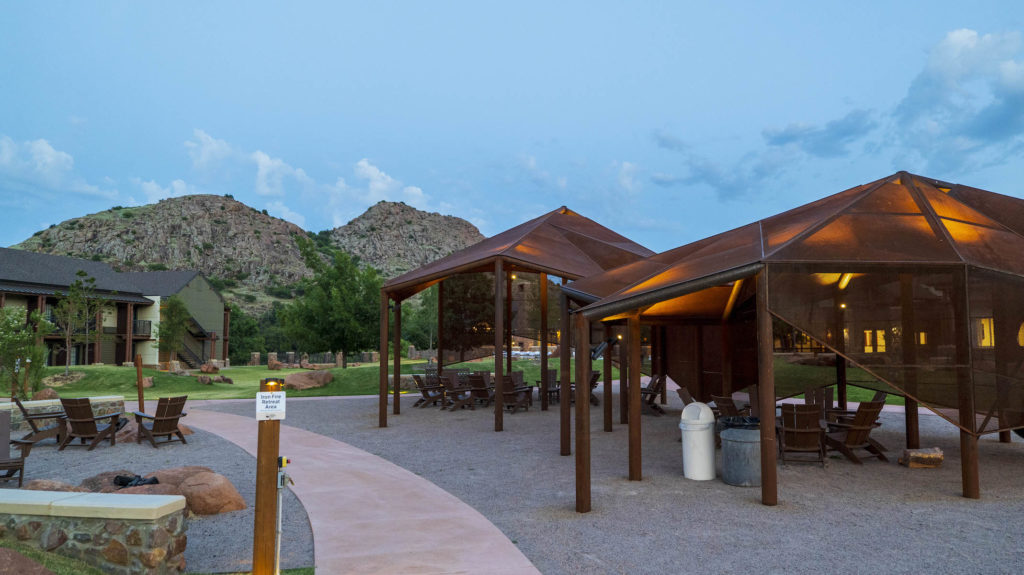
[227,303,265,366]
[440,273,496,362]
[157,295,191,363]
[51,271,91,375]
[280,237,382,367]
[403,286,439,351]
[0,307,52,399]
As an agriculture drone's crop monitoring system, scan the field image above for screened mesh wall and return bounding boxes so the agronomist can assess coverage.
[764,264,1024,434]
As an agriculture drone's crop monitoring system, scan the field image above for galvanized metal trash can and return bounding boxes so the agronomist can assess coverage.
[721,426,761,487]
[679,402,716,480]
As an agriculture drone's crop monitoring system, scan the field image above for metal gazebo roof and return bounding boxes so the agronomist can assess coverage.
[382,206,655,299]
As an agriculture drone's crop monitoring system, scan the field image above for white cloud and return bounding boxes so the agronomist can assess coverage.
[266,200,306,227]
[133,178,196,203]
[617,161,639,194]
[251,150,311,196]
[185,129,234,171]
[0,135,115,198]
[328,159,431,227]
[518,154,567,189]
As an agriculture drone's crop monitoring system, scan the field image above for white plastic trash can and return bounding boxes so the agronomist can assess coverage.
[679,402,716,480]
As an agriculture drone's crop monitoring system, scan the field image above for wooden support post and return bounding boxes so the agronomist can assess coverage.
[393,298,402,415]
[125,303,134,364]
[378,291,388,428]
[134,354,145,415]
[95,311,104,365]
[506,272,513,374]
[659,326,668,405]
[222,307,231,362]
[494,259,505,432]
[756,271,778,506]
[834,290,847,411]
[437,282,444,372]
[900,274,921,449]
[559,291,571,455]
[954,267,980,499]
[603,323,613,432]
[619,326,629,425]
[575,312,591,512]
[721,321,733,395]
[253,378,283,574]
[540,274,549,411]
[628,313,642,481]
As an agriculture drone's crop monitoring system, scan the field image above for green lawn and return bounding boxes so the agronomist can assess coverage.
[37,356,901,404]
[40,363,422,401]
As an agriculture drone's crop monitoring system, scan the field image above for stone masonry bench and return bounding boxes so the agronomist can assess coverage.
[0,489,187,574]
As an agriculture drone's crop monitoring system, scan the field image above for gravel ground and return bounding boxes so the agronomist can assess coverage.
[198,393,1024,575]
[10,426,314,574]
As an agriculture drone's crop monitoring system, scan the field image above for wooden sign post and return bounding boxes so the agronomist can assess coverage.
[253,378,284,574]
[134,354,145,415]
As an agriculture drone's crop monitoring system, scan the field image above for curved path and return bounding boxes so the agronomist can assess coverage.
[184,408,539,575]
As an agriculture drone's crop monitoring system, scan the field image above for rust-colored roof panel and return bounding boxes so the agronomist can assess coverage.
[582,171,1024,320]
[383,206,653,297]
[770,213,961,263]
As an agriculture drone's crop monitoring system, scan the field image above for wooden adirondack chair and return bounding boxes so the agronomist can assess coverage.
[824,400,888,464]
[412,375,445,408]
[58,398,122,451]
[676,386,695,406]
[777,403,826,466]
[711,395,751,418]
[501,375,531,414]
[133,396,188,448]
[640,375,667,415]
[440,375,474,411]
[14,397,65,446]
[1,411,33,487]
[468,374,495,407]
[541,369,560,405]
[570,372,601,406]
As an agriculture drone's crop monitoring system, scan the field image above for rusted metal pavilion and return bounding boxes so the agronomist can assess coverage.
[568,171,1024,510]
[377,207,654,471]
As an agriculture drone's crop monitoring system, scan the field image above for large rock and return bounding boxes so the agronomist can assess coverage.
[145,466,214,487]
[0,548,54,575]
[284,369,333,390]
[267,359,283,371]
[115,420,138,444]
[118,483,183,497]
[30,388,59,401]
[142,376,154,388]
[23,479,88,492]
[178,472,246,515]
[199,363,219,374]
[197,375,212,385]
[79,470,135,493]
[177,423,195,436]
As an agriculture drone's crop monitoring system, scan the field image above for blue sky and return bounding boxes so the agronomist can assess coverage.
[1,2,1022,254]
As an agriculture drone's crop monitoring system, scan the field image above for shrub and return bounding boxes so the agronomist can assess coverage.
[146,262,169,271]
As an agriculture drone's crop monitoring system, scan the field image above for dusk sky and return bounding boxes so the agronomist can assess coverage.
[2,3,1022,254]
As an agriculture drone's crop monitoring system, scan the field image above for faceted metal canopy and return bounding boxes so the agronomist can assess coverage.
[383,206,655,300]
[579,172,1024,321]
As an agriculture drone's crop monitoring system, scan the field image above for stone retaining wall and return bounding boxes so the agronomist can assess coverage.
[0,491,187,573]
[0,395,124,435]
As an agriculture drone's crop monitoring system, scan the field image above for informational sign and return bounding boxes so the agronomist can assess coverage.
[256,391,286,421]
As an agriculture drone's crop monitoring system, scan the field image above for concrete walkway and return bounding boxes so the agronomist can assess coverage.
[182,407,540,575]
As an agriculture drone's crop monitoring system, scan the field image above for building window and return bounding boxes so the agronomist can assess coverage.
[975,317,995,348]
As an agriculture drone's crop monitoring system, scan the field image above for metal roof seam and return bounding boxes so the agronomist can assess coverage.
[763,173,894,259]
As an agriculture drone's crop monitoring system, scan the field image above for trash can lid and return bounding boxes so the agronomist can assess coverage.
[680,402,715,424]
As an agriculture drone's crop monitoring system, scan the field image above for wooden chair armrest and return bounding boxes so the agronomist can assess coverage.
[25,410,66,420]
[133,411,155,420]
[11,438,33,457]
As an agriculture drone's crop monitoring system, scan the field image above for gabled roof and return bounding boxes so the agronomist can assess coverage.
[0,247,153,303]
[581,172,1024,320]
[118,270,201,297]
[383,206,655,299]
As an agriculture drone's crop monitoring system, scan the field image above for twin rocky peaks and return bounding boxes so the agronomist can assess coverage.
[13,195,483,314]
